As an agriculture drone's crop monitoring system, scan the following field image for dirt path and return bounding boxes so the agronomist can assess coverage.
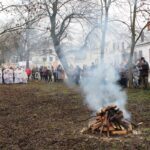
[0,81,149,150]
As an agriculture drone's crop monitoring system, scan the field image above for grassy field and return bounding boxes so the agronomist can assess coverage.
[0,81,150,150]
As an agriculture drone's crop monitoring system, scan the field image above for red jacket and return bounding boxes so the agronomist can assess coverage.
[25,68,32,76]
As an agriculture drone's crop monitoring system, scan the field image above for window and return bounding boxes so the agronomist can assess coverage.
[122,42,125,50]
[141,32,144,42]
[43,57,46,62]
[134,52,137,62]
[117,44,119,50]
[113,43,116,50]
[49,57,53,61]
[139,50,143,58]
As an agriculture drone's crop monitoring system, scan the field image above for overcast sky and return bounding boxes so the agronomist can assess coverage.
[0,0,149,40]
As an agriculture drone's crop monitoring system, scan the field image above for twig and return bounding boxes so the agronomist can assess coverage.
[77,115,96,122]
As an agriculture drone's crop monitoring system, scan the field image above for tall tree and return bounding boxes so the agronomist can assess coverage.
[127,0,150,86]
[43,0,96,71]
[128,0,150,65]
[99,0,113,61]
[0,0,45,67]
[0,0,99,70]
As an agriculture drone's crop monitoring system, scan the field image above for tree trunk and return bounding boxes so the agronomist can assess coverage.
[100,8,109,62]
[25,28,30,69]
[128,0,137,87]
[26,46,30,68]
[26,41,30,68]
[53,42,69,73]
[0,50,5,64]
[128,40,135,88]
[26,54,30,68]
[128,0,137,88]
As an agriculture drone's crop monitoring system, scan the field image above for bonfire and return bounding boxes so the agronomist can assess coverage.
[81,105,141,137]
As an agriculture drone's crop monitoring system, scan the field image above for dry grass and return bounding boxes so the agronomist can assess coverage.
[0,81,149,150]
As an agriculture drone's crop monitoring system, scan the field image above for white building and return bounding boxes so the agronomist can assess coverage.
[134,31,150,65]
[31,49,59,68]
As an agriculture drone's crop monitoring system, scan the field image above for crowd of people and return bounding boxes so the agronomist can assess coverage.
[133,57,149,88]
[0,57,149,88]
[118,57,149,89]
[67,57,149,89]
[67,62,96,85]
[0,67,28,84]
[0,64,65,84]
[27,64,65,82]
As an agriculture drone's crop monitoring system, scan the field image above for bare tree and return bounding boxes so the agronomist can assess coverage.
[99,0,115,61]
[128,0,150,64]
[43,0,97,71]
[0,31,20,64]
[0,0,46,67]
[0,0,97,70]
[126,0,150,85]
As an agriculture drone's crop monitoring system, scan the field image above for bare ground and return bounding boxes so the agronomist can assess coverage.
[0,81,150,150]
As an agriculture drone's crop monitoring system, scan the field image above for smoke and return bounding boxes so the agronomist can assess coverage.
[60,25,131,119]
[62,38,130,119]
[60,17,131,119]
[80,53,130,119]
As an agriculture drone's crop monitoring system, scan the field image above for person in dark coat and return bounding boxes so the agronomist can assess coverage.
[47,67,52,82]
[32,67,36,80]
[118,61,128,88]
[57,65,63,82]
[43,67,48,81]
[74,65,81,85]
[52,66,57,82]
[140,57,149,89]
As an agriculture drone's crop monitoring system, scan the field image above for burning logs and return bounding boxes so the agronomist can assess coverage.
[82,105,133,137]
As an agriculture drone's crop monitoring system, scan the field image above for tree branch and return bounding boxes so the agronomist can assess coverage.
[135,23,149,45]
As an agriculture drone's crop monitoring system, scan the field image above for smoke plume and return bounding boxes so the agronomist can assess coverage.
[80,55,130,119]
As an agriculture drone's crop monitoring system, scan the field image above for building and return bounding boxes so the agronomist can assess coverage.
[134,31,150,65]
[31,49,59,68]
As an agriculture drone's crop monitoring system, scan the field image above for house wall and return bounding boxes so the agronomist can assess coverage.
[31,54,59,68]
[134,43,150,65]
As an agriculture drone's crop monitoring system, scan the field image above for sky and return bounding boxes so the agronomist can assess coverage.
[0,0,149,27]
[0,0,149,45]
